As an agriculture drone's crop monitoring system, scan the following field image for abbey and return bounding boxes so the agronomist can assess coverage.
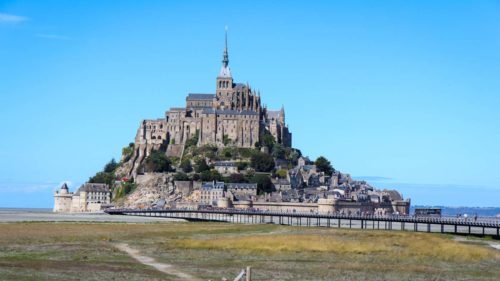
[134,32,291,162]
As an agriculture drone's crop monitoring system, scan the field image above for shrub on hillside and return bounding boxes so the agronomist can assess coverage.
[195,158,210,173]
[143,150,172,173]
[315,156,334,176]
[251,174,273,194]
[250,152,275,172]
[180,159,193,173]
[173,172,189,181]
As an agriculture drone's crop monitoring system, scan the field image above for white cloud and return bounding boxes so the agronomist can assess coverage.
[36,33,71,40]
[0,13,27,24]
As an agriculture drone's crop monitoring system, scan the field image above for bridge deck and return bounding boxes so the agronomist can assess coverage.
[105,209,500,238]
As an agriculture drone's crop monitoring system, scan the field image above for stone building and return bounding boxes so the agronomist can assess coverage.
[53,183,72,212]
[53,183,111,213]
[214,161,238,175]
[127,31,292,177]
[200,181,225,205]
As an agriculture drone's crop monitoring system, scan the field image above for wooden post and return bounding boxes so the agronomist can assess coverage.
[246,266,252,281]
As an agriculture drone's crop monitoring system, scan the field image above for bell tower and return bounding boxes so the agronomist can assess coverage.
[216,27,234,109]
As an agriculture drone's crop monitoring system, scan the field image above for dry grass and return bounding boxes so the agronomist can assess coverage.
[174,231,497,262]
[0,222,499,280]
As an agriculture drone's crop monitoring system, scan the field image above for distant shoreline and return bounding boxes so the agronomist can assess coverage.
[0,207,52,212]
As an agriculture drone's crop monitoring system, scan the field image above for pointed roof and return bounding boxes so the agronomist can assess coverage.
[61,183,69,190]
[218,27,232,78]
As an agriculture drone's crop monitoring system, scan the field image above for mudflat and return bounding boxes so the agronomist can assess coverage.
[0,209,182,223]
[0,221,499,281]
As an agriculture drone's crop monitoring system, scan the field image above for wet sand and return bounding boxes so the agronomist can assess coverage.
[0,208,184,223]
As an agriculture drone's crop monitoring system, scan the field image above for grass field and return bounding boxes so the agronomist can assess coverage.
[0,222,499,280]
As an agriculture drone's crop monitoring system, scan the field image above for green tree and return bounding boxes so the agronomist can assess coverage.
[122,143,135,162]
[229,173,246,183]
[199,170,222,181]
[191,173,200,181]
[185,130,199,148]
[143,150,171,173]
[272,144,285,159]
[173,172,189,181]
[237,161,249,171]
[180,159,193,173]
[122,177,137,195]
[223,134,231,146]
[104,158,118,173]
[276,169,288,179]
[251,174,273,194]
[195,158,210,173]
[286,148,302,165]
[260,130,276,150]
[250,152,275,172]
[200,170,213,181]
[315,156,334,176]
[89,171,115,186]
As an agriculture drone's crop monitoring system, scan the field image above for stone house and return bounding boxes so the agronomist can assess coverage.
[214,161,238,175]
[200,181,225,205]
[54,183,111,213]
[272,178,292,192]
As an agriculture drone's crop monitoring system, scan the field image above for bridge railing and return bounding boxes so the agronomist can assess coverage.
[105,208,500,227]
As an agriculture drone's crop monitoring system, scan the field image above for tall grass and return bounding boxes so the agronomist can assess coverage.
[174,232,498,262]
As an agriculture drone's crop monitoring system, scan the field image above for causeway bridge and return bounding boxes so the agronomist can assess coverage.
[105,208,500,238]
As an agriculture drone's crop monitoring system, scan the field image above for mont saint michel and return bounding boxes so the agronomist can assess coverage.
[54,32,410,216]
[3,2,500,281]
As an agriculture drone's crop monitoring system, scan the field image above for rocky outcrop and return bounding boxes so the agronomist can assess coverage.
[121,173,184,209]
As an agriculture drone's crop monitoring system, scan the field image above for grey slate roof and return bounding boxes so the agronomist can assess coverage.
[302,165,316,171]
[214,161,237,167]
[201,108,259,116]
[201,181,225,190]
[227,183,257,190]
[187,93,215,100]
[233,83,246,89]
[76,183,109,195]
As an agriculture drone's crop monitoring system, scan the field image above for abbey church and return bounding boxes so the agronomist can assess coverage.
[133,31,292,166]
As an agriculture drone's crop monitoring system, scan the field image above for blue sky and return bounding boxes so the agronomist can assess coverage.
[1,1,499,208]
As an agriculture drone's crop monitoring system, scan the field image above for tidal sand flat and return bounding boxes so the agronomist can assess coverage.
[0,222,499,281]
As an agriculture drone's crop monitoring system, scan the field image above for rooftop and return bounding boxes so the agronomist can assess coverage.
[187,93,215,100]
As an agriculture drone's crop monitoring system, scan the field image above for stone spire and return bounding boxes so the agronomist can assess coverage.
[223,26,229,67]
[218,27,231,78]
